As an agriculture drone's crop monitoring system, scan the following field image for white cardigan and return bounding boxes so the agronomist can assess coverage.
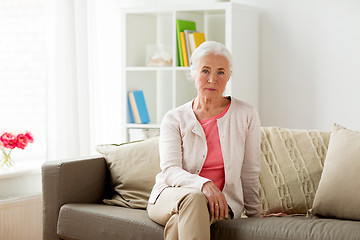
[148,97,262,218]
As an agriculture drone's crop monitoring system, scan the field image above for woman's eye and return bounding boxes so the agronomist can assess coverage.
[218,71,224,75]
[203,69,209,74]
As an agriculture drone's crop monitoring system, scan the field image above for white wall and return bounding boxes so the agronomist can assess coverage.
[234,0,360,131]
[123,0,360,131]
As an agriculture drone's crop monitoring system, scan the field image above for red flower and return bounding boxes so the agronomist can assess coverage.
[1,131,34,167]
[0,133,17,149]
[16,134,29,149]
[25,132,34,143]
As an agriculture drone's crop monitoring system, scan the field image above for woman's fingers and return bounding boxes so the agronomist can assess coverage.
[202,182,216,215]
[202,182,228,220]
[214,201,220,219]
[208,198,215,216]
[222,200,229,219]
[216,197,228,220]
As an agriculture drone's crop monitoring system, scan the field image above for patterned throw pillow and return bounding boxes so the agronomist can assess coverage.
[259,127,330,215]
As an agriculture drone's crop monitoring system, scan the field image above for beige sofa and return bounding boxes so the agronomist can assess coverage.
[42,126,360,240]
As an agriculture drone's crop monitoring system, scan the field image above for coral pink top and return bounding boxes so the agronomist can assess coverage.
[199,103,231,191]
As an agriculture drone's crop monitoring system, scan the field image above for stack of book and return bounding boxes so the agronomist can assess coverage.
[176,19,206,67]
[128,90,150,124]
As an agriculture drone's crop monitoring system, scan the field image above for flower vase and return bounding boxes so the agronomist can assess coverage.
[1,148,14,167]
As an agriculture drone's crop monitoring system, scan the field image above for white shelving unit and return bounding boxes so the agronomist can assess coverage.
[121,3,259,142]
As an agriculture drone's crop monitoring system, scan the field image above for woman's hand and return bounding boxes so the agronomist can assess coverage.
[201,181,229,220]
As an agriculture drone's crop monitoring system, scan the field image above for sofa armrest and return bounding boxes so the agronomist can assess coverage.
[42,156,108,240]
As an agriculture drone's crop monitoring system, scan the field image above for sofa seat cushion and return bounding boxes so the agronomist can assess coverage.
[58,204,360,240]
[211,216,360,240]
[57,203,163,240]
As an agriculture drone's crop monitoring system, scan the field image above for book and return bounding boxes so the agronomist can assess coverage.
[189,32,206,54]
[176,19,196,66]
[184,30,197,64]
[128,90,150,124]
[127,94,135,123]
[180,32,189,67]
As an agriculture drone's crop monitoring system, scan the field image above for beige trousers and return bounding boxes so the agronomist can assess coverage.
[147,187,212,240]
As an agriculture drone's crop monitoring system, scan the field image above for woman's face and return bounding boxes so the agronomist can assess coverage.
[194,53,230,99]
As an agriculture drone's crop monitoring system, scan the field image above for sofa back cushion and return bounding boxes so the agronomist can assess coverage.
[260,127,330,215]
[97,127,330,215]
[96,137,161,209]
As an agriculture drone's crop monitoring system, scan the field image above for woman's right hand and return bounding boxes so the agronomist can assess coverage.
[201,181,229,220]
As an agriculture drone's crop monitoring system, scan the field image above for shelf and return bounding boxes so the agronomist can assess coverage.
[175,67,191,71]
[126,123,160,129]
[122,3,232,14]
[126,66,191,71]
[121,3,259,142]
[126,66,173,71]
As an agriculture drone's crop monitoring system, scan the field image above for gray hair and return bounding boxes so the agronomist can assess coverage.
[189,41,232,79]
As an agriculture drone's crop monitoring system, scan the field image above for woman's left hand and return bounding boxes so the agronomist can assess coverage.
[201,181,229,220]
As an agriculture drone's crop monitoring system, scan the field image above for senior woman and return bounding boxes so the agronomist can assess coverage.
[147,41,261,240]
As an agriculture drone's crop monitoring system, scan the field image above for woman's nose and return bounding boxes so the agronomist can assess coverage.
[208,74,216,83]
